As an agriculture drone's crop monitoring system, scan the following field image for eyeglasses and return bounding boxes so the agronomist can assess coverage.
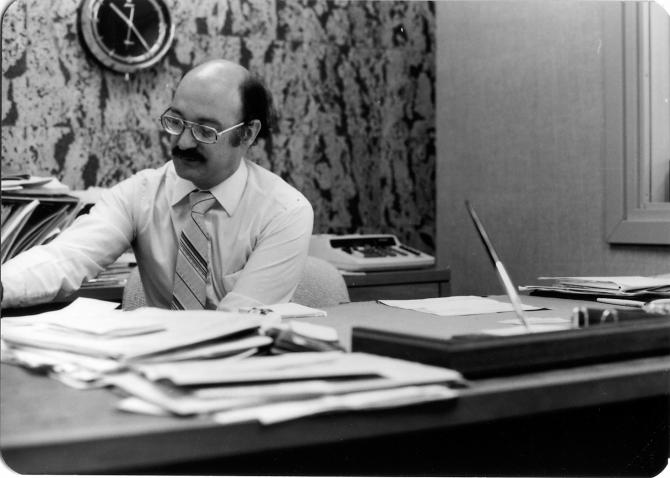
[160,109,245,144]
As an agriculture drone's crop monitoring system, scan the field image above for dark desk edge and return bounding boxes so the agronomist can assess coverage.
[342,267,450,287]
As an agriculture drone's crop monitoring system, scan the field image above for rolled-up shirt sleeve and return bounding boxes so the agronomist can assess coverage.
[216,198,313,310]
[1,179,137,308]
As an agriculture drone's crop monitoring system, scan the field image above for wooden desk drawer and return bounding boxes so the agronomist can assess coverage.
[348,283,445,301]
[344,268,451,301]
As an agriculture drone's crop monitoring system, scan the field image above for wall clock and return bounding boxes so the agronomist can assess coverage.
[78,0,175,74]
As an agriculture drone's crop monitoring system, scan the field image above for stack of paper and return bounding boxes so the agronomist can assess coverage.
[1,299,280,388]
[109,351,462,421]
[1,298,462,424]
[3,307,274,360]
[521,276,670,298]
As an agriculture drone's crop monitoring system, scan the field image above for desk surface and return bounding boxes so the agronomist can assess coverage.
[1,296,669,474]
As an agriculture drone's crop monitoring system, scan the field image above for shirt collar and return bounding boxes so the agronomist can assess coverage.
[171,159,248,216]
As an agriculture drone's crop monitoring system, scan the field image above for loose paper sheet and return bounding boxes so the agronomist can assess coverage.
[481,324,569,336]
[240,303,327,318]
[133,351,463,387]
[212,385,457,425]
[379,296,542,317]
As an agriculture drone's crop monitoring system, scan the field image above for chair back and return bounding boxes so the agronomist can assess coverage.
[291,256,350,308]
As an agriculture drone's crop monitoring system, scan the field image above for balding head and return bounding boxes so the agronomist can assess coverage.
[183,59,250,93]
[174,59,276,144]
[188,58,249,77]
[173,60,247,122]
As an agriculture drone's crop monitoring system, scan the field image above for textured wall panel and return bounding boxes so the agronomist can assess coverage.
[1,0,435,252]
[435,2,669,295]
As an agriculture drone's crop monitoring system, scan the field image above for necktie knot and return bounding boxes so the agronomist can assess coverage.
[189,190,216,215]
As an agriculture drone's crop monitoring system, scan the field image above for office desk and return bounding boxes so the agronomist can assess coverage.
[1,296,668,476]
[75,267,453,303]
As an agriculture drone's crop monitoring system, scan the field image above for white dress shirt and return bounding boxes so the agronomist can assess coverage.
[1,159,314,310]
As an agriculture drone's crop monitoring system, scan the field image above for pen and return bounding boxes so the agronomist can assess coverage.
[595,298,645,308]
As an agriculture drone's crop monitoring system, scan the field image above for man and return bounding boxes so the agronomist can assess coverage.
[1,59,314,310]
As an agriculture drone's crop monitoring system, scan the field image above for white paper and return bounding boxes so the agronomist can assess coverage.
[116,396,172,416]
[2,344,122,374]
[132,335,271,363]
[105,372,260,416]
[538,276,670,292]
[134,351,346,384]
[2,308,272,360]
[3,298,125,335]
[286,320,339,342]
[498,317,570,325]
[265,303,327,318]
[193,377,454,401]
[379,296,542,317]
[213,385,457,425]
[133,351,462,387]
[110,352,463,416]
[481,324,570,336]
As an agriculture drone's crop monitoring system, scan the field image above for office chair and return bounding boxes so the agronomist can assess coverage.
[291,256,350,308]
[122,256,350,311]
[122,266,146,311]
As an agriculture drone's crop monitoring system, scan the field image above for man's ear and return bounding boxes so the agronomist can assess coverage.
[242,119,262,146]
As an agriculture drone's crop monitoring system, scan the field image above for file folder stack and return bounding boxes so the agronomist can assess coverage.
[521,276,670,298]
[1,305,275,364]
[1,173,83,264]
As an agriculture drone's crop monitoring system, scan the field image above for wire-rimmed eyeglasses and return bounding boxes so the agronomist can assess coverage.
[160,109,244,144]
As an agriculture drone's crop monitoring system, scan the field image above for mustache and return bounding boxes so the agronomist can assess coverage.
[172,147,206,162]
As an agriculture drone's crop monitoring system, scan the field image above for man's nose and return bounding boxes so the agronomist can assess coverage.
[175,126,198,149]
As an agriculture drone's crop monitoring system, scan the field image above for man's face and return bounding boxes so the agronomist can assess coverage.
[167,67,246,190]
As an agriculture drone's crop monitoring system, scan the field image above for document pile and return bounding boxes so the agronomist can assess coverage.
[521,276,670,298]
[1,299,463,424]
[106,351,462,424]
[1,172,82,264]
[0,299,277,388]
[80,251,137,290]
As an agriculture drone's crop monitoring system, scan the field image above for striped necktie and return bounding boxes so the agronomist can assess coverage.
[171,190,217,310]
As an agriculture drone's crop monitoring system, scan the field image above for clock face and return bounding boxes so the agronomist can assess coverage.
[79,0,174,74]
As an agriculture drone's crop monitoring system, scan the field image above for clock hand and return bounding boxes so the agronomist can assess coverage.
[109,2,152,53]
[123,2,136,46]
